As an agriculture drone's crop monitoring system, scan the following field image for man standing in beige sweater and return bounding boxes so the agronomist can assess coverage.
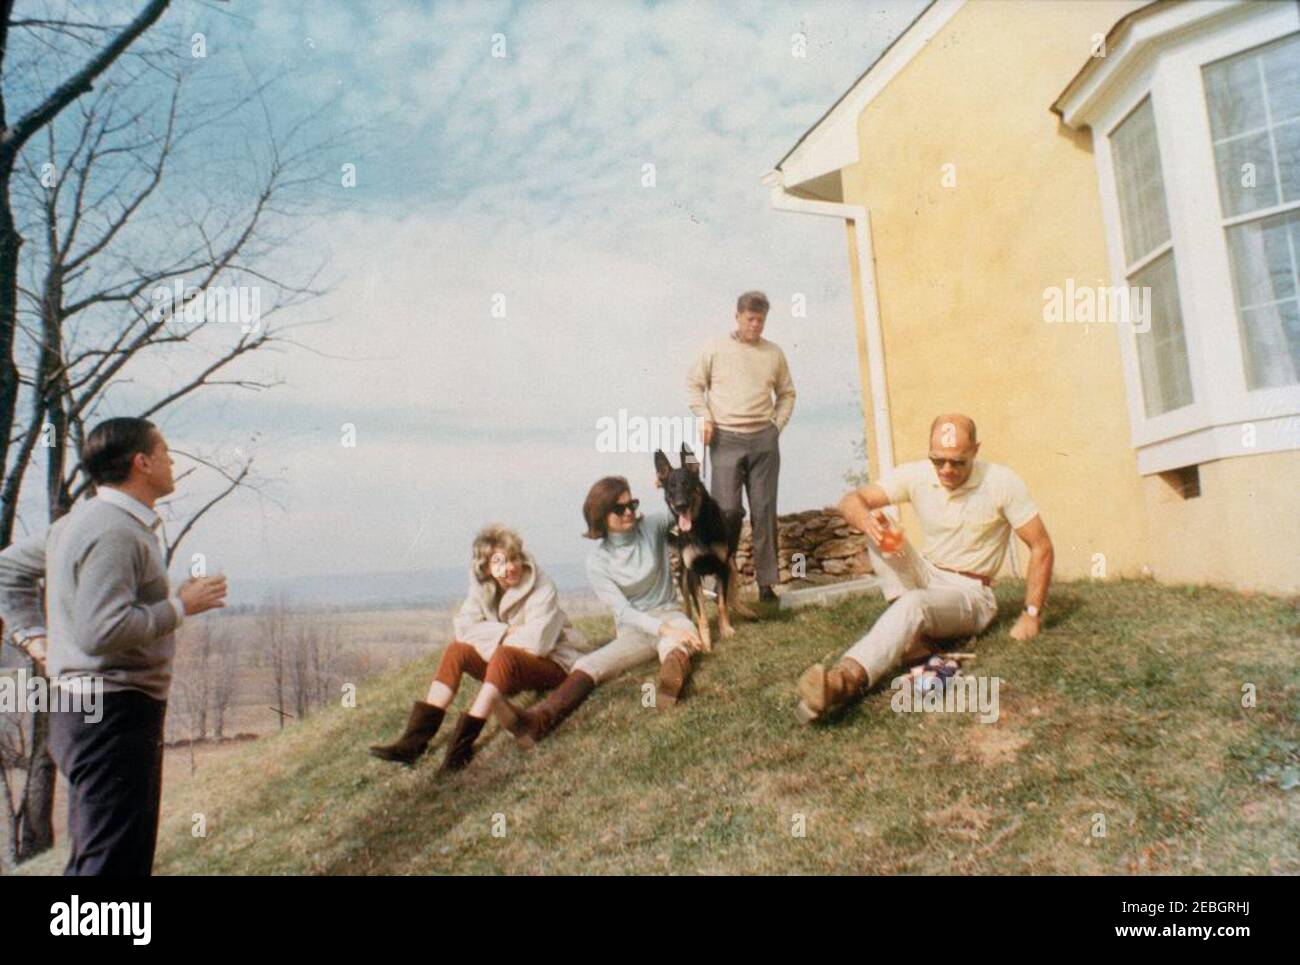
[687,291,796,602]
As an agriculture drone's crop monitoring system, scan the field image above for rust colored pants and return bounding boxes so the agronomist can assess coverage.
[434,642,566,696]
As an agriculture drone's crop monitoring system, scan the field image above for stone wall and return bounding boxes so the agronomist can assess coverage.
[734,508,873,587]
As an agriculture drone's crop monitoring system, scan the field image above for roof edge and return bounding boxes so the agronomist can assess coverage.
[774,0,966,189]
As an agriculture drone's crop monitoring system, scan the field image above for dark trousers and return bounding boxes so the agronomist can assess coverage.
[709,423,781,586]
[48,689,167,876]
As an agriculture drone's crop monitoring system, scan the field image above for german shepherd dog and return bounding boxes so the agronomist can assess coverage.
[654,444,754,652]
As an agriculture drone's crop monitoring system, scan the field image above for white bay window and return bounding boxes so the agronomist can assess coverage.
[1205,32,1300,390]
[1054,0,1300,474]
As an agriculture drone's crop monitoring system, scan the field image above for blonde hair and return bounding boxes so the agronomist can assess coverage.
[470,524,526,586]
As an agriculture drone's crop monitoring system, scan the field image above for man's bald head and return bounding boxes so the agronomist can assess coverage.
[929,414,977,449]
[928,414,979,489]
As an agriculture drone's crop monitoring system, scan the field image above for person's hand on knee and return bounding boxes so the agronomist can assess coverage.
[660,622,703,654]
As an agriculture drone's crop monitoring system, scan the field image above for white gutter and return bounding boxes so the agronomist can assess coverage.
[762,170,896,478]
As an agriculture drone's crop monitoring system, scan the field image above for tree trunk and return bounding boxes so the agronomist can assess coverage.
[15,712,55,862]
[0,155,25,545]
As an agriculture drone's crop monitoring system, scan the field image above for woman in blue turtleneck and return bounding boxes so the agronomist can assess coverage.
[493,475,702,745]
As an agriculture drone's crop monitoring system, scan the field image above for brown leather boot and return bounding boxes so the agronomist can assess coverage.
[493,670,595,747]
[369,701,446,764]
[795,658,869,723]
[656,647,692,708]
[439,713,486,772]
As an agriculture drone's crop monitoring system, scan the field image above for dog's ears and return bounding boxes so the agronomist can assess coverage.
[654,449,673,482]
[680,443,700,476]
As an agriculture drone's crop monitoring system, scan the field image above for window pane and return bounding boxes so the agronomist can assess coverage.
[1205,52,1267,139]
[1213,130,1280,216]
[1131,252,1194,416]
[1228,210,1297,304]
[1238,303,1300,389]
[1262,37,1300,125]
[1204,33,1300,217]
[1225,209,1300,388]
[1111,99,1173,264]
[1276,120,1300,203]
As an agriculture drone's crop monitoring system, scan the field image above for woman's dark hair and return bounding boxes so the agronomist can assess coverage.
[81,417,158,485]
[582,475,630,540]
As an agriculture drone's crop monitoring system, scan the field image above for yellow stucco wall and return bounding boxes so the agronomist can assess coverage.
[838,0,1297,594]
[1140,450,1300,595]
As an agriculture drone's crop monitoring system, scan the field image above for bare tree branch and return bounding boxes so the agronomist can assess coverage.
[163,457,250,565]
[1,0,170,155]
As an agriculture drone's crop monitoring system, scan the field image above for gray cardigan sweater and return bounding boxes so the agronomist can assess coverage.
[0,496,181,701]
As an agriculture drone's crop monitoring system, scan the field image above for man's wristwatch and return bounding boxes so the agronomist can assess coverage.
[11,629,46,661]
[12,628,40,647]
[1024,605,1041,619]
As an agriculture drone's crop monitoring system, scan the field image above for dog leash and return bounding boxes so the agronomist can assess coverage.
[700,437,717,600]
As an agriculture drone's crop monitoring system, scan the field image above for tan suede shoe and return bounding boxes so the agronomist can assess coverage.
[796,659,869,723]
[656,648,692,708]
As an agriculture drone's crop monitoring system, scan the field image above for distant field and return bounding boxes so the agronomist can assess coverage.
[14,578,1297,876]
[166,605,455,740]
[166,594,608,740]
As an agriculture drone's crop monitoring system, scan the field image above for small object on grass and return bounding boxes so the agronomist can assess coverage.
[914,672,942,696]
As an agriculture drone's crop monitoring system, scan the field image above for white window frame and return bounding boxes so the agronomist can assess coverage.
[1061,0,1300,474]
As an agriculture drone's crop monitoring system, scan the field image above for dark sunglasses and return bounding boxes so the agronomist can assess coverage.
[611,499,640,516]
[929,456,969,470]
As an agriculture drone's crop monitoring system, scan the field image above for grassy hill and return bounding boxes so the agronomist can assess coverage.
[16,579,1300,875]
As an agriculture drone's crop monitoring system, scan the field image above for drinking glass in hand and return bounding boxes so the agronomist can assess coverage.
[874,512,904,555]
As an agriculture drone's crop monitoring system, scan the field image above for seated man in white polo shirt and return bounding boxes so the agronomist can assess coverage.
[796,413,1054,723]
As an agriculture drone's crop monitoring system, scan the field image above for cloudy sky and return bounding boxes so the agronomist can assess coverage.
[21,0,931,594]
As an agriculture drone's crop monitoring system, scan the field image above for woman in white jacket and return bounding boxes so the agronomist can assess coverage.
[370,524,589,770]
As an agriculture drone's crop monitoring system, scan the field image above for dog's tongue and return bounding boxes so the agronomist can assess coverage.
[678,512,692,533]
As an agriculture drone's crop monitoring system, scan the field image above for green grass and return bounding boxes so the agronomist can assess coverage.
[16,579,1300,875]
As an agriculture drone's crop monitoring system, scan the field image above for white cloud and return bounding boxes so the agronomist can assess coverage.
[105,0,932,585]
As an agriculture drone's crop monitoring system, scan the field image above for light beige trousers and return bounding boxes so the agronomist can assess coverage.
[843,539,997,687]
[571,608,694,685]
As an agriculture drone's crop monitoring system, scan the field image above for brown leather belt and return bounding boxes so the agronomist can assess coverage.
[934,565,994,587]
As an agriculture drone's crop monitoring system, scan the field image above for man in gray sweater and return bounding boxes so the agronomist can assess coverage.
[0,417,226,875]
